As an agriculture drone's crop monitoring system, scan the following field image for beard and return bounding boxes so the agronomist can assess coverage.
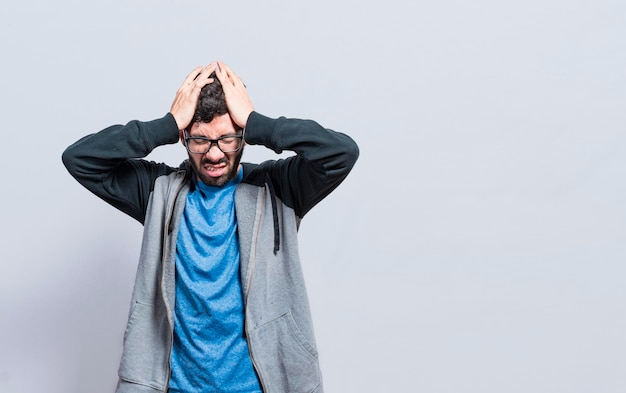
[190,147,244,187]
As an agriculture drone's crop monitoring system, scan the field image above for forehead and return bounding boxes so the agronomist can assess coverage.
[189,113,240,137]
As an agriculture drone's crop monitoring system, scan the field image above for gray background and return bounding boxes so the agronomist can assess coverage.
[1,0,625,392]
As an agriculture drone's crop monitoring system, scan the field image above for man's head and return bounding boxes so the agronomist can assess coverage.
[182,72,244,187]
[191,71,228,124]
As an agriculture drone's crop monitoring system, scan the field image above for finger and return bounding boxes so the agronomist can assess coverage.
[205,61,217,72]
[223,63,247,89]
[221,61,241,85]
[196,62,217,80]
[218,61,234,76]
[215,62,232,91]
[189,63,217,90]
[215,60,228,83]
[182,65,204,85]
[218,61,239,84]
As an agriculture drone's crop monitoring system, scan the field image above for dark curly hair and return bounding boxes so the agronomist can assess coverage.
[188,71,228,129]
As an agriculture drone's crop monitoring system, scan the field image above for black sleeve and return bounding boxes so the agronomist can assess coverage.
[61,113,181,224]
[244,112,359,217]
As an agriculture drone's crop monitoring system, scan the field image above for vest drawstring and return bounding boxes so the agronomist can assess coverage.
[265,173,280,255]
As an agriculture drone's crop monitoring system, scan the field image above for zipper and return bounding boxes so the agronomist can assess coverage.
[162,172,188,391]
[244,187,267,392]
[245,307,267,392]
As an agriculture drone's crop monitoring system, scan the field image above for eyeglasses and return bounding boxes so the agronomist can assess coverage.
[183,130,244,154]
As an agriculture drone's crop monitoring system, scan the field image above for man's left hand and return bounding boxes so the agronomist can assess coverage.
[216,61,254,129]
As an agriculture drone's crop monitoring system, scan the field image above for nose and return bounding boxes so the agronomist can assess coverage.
[204,142,225,161]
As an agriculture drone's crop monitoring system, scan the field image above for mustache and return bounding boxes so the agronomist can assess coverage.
[201,157,229,166]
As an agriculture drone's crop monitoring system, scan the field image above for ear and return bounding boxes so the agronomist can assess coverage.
[179,129,186,146]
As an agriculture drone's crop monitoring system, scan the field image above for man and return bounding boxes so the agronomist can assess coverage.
[62,61,359,393]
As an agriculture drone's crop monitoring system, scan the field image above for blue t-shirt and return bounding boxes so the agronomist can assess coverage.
[169,168,262,393]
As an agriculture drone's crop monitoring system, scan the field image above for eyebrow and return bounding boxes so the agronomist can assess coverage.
[187,131,243,139]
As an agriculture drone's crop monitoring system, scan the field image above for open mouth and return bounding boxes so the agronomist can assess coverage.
[203,163,228,178]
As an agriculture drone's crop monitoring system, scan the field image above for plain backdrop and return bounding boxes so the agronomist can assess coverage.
[1,1,625,392]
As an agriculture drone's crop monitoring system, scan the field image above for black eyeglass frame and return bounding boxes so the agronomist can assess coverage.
[183,130,245,154]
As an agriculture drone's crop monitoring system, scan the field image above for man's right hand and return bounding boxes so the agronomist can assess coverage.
[170,63,217,131]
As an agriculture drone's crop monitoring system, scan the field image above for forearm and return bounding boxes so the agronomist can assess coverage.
[245,111,359,175]
[61,113,180,222]
[244,111,359,217]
